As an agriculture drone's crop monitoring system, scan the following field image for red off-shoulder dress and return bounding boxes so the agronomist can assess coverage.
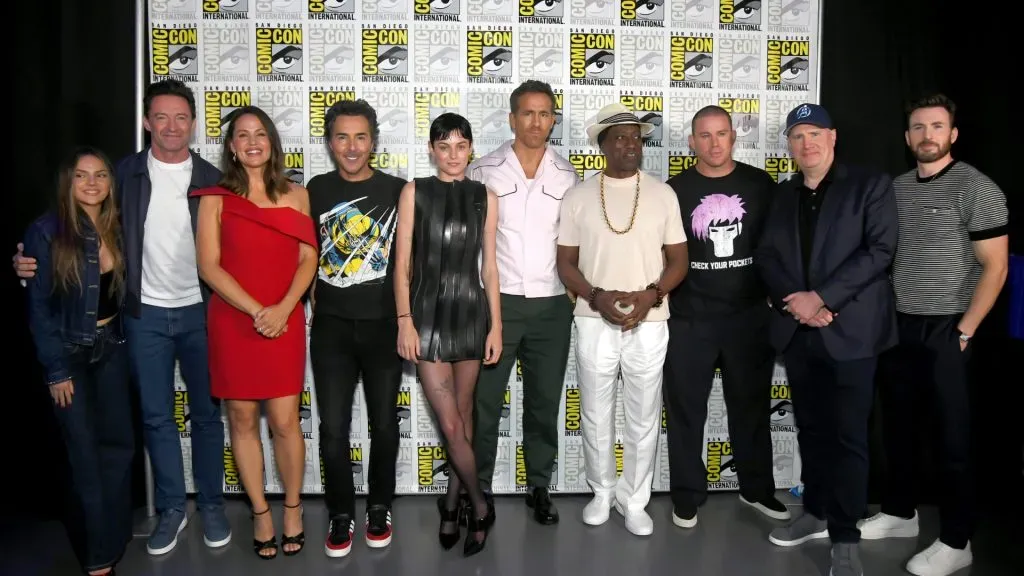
[191,186,316,400]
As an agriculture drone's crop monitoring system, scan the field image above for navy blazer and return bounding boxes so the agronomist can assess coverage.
[115,149,221,318]
[755,163,899,361]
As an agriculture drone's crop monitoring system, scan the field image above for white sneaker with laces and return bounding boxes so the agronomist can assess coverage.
[906,539,973,576]
[857,511,919,539]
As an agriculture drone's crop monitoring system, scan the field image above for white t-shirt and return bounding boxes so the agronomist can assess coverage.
[557,170,686,322]
[141,151,202,308]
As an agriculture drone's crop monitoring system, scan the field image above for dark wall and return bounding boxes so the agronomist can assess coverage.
[11,1,1020,520]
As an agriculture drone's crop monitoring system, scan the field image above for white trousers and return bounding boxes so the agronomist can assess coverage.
[574,316,669,513]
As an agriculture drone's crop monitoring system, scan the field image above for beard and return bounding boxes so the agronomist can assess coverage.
[912,138,951,163]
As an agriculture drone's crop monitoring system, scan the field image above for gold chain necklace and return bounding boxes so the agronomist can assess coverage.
[599,171,641,234]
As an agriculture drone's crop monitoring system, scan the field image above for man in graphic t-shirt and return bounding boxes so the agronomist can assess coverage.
[663,105,790,529]
[306,100,406,558]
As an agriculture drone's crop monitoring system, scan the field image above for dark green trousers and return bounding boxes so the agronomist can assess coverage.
[474,293,572,490]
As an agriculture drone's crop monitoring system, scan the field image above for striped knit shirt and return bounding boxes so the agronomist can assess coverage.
[891,160,1008,315]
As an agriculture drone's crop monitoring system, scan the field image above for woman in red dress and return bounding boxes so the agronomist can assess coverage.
[193,106,317,560]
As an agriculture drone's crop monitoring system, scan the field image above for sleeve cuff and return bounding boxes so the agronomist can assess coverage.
[968,225,1009,241]
[46,368,71,386]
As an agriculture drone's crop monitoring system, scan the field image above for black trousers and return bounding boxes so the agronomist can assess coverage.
[662,305,777,509]
[310,314,402,519]
[784,329,877,544]
[877,313,975,549]
[55,322,135,572]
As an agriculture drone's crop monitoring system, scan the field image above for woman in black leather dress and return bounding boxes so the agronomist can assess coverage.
[393,113,501,557]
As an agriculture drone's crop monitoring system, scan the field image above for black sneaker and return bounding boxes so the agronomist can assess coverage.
[740,494,792,520]
[365,505,393,548]
[324,514,354,558]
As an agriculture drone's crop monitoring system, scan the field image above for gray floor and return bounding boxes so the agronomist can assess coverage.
[9,492,1021,576]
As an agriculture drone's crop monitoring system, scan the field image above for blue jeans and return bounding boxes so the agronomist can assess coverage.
[125,302,224,513]
[54,321,134,571]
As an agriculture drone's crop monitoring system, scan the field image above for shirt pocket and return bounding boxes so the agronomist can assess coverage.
[918,204,960,239]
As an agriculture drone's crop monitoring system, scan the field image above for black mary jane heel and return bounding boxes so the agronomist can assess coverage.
[281,501,306,556]
[251,507,278,560]
[437,495,463,550]
[463,512,491,557]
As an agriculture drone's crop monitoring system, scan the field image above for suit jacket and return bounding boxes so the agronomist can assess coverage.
[755,163,898,361]
[116,149,222,318]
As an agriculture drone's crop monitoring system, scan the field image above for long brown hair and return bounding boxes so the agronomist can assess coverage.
[52,147,125,295]
[218,106,290,203]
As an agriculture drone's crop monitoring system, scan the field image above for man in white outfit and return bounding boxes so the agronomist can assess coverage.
[556,103,689,536]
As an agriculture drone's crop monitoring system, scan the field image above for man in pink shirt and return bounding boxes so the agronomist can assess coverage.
[467,81,579,524]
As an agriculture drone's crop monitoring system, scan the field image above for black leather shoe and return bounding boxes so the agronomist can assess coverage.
[526,487,559,525]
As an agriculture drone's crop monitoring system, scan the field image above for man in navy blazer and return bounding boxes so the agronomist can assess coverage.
[755,103,898,576]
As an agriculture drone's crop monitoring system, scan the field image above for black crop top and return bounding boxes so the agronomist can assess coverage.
[98,271,119,320]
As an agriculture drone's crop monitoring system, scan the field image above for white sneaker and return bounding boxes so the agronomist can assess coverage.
[906,539,973,576]
[672,508,697,529]
[857,511,920,540]
[613,501,654,536]
[582,495,614,526]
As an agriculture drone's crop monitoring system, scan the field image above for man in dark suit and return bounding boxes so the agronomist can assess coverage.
[755,103,898,576]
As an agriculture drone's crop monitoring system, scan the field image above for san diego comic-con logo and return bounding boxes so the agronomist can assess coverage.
[203,22,250,83]
[515,356,523,382]
[224,445,243,493]
[621,0,665,27]
[766,36,810,91]
[766,0,813,33]
[519,0,564,24]
[467,26,513,84]
[569,29,615,86]
[764,94,804,150]
[150,0,197,20]
[205,87,252,145]
[415,0,461,21]
[765,153,800,183]
[705,373,729,434]
[719,0,762,31]
[568,89,616,147]
[569,150,606,181]
[468,90,512,145]
[283,148,304,185]
[706,441,739,489]
[667,92,714,148]
[254,0,301,19]
[417,443,450,492]
[255,24,303,82]
[370,148,410,180]
[620,28,664,88]
[414,89,461,140]
[661,405,668,434]
[203,0,248,19]
[614,442,624,477]
[518,27,563,84]
[364,85,410,145]
[467,0,515,23]
[498,384,512,437]
[668,153,699,177]
[515,443,528,492]
[350,445,365,489]
[309,0,356,20]
[668,0,714,29]
[566,0,617,26]
[396,387,412,439]
[550,89,564,145]
[298,387,313,438]
[669,33,713,89]
[719,95,761,149]
[769,382,796,430]
[413,25,461,84]
[258,85,304,143]
[620,91,663,147]
[174,389,190,438]
[151,24,199,82]
[308,87,357,144]
[308,24,356,83]
[563,385,581,436]
[362,25,410,82]
[717,33,761,91]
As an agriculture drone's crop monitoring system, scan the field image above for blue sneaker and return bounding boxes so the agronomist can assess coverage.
[147,509,188,556]
[200,506,232,548]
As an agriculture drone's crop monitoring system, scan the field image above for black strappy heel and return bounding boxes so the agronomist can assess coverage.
[251,507,278,560]
[281,501,306,556]
[463,512,491,557]
[437,495,462,550]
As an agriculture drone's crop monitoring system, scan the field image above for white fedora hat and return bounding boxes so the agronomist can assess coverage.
[585,102,655,147]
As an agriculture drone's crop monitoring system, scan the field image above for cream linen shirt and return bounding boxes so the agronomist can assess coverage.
[468,140,580,298]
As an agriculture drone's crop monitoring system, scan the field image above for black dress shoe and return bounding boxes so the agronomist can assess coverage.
[526,487,559,525]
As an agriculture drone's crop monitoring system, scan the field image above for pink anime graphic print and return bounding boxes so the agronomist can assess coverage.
[691,194,746,258]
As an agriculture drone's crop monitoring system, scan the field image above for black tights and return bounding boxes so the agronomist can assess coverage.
[418,360,488,536]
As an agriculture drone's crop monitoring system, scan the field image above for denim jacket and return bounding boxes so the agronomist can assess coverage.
[23,212,124,386]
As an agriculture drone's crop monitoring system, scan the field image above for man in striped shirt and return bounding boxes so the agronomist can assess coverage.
[860,94,1009,576]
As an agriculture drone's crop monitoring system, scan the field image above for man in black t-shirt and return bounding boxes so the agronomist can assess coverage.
[306,100,406,558]
[662,105,789,529]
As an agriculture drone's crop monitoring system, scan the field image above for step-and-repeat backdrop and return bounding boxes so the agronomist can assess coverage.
[150,0,821,495]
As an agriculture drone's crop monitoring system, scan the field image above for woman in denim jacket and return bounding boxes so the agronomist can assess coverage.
[24,147,134,576]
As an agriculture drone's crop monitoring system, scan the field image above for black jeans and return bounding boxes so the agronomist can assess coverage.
[310,314,402,519]
[877,313,975,549]
[662,305,777,509]
[783,329,877,543]
[53,321,135,572]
